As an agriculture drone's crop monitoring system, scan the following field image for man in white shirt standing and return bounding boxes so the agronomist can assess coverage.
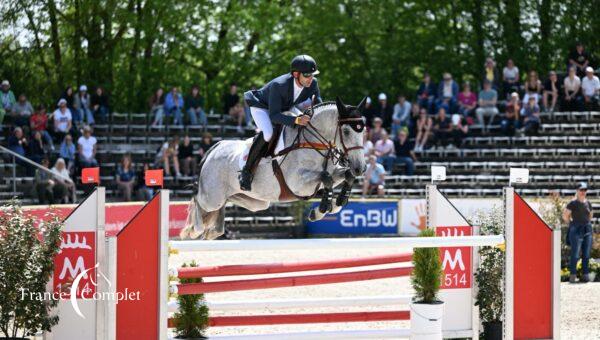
[581,67,599,110]
[77,125,98,168]
[53,98,73,141]
[391,95,412,137]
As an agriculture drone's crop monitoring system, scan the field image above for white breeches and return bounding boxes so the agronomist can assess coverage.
[250,107,287,154]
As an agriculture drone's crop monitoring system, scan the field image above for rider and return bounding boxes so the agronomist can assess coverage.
[239,54,323,191]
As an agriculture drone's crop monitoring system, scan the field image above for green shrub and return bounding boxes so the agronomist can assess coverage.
[411,228,442,303]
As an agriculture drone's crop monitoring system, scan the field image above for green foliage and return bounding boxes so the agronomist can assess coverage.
[473,206,504,323]
[0,201,63,338]
[410,228,442,303]
[172,262,209,339]
[0,0,598,113]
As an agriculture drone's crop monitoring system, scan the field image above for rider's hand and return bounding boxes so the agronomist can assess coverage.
[295,115,311,126]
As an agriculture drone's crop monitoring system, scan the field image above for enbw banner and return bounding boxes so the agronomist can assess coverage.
[306,200,399,234]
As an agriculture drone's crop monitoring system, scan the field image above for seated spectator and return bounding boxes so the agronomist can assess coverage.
[449,113,469,148]
[61,86,78,126]
[53,98,73,142]
[0,80,16,116]
[457,82,477,121]
[116,155,136,202]
[502,59,520,99]
[436,73,458,113]
[521,96,541,135]
[482,57,500,90]
[362,131,374,159]
[179,135,196,176]
[74,85,94,125]
[407,102,421,136]
[135,163,155,201]
[29,131,49,165]
[77,125,99,168]
[416,73,437,114]
[150,88,165,126]
[475,80,499,131]
[543,71,560,112]
[501,92,521,136]
[391,95,411,136]
[223,83,245,133]
[568,42,590,77]
[165,87,184,126]
[432,107,452,148]
[186,85,207,126]
[362,97,377,127]
[414,108,432,152]
[369,117,384,144]
[374,130,395,171]
[12,94,34,128]
[375,93,393,128]
[34,158,62,204]
[30,105,54,150]
[198,132,214,160]
[8,127,28,160]
[581,67,600,110]
[51,158,74,203]
[393,128,416,176]
[362,155,385,197]
[91,86,110,123]
[563,67,582,111]
[59,134,76,172]
[156,136,181,177]
[523,70,542,105]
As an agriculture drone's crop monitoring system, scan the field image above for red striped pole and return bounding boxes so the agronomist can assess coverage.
[167,310,409,328]
[175,266,412,295]
[176,252,413,278]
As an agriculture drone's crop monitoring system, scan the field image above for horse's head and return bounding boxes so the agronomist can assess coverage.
[335,96,367,177]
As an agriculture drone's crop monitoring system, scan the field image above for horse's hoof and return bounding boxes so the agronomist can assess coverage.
[331,205,343,214]
[336,196,348,207]
[308,209,317,222]
[319,202,331,214]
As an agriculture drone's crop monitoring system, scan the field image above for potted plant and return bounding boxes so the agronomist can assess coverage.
[473,206,504,340]
[0,203,62,339]
[171,262,209,339]
[410,228,444,339]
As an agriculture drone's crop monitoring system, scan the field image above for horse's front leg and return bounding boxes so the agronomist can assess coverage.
[331,170,355,214]
[307,167,349,222]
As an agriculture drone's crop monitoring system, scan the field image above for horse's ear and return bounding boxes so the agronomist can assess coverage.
[357,96,367,113]
[335,96,347,117]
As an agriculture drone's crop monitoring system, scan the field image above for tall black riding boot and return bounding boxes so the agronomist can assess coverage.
[239,133,268,191]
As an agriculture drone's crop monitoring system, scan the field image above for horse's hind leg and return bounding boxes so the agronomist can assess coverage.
[202,206,226,240]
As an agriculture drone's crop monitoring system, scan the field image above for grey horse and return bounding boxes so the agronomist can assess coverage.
[181,97,367,239]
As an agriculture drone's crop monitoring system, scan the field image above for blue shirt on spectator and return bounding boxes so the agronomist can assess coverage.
[117,166,136,182]
[60,142,76,161]
[367,163,385,184]
[478,89,497,107]
[164,92,184,111]
[8,135,25,156]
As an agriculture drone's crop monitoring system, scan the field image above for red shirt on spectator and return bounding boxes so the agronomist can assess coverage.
[30,112,48,132]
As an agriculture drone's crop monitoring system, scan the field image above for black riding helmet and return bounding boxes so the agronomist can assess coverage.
[290,55,320,75]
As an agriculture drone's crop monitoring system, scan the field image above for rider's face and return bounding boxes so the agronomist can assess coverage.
[296,72,314,87]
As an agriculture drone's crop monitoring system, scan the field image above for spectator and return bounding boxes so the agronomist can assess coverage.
[375,93,393,128]
[374,130,395,171]
[363,97,377,126]
[362,131,374,158]
[59,134,76,172]
[186,85,207,126]
[521,96,541,135]
[522,70,542,105]
[475,80,499,132]
[391,95,411,136]
[563,182,593,284]
[393,128,416,176]
[164,87,184,126]
[407,102,421,136]
[156,136,181,177]
[432,107,452,148]
[501,92,521,136]
[51,158,74,203]
[30,105,54,150]
[179,135,196,176]
[74,85,94,125]
[502,59,520,99]
[449,113,469,148]
[563,67,582,111]
[8,127,28,159]
[198,132,214,160]
[91,86,110,123]
[457,82,477,121]
[77,125,98,168]
[34,158,62,204]
[150,88,165,126]
[223,83,245,133]
[53,98,73,142]
[482,57,500,90]
[543,71,560,112]
[362,155,385,197]
[12,94,34,127]
[416,73,437,114]
[61,86,78,126]
[436,73,458,114]
[369,117,384,144]
[116,155,136,202]
[414,108,432,152]
[581,67,600,110]
[568,42,591,77]
[135,163,155,201]
[0,80,16,115]
[29,131,48,165]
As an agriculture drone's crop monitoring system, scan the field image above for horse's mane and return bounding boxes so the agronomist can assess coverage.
[307,101,337,116]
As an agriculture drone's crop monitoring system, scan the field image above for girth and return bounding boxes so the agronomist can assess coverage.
[272,160,321,202]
